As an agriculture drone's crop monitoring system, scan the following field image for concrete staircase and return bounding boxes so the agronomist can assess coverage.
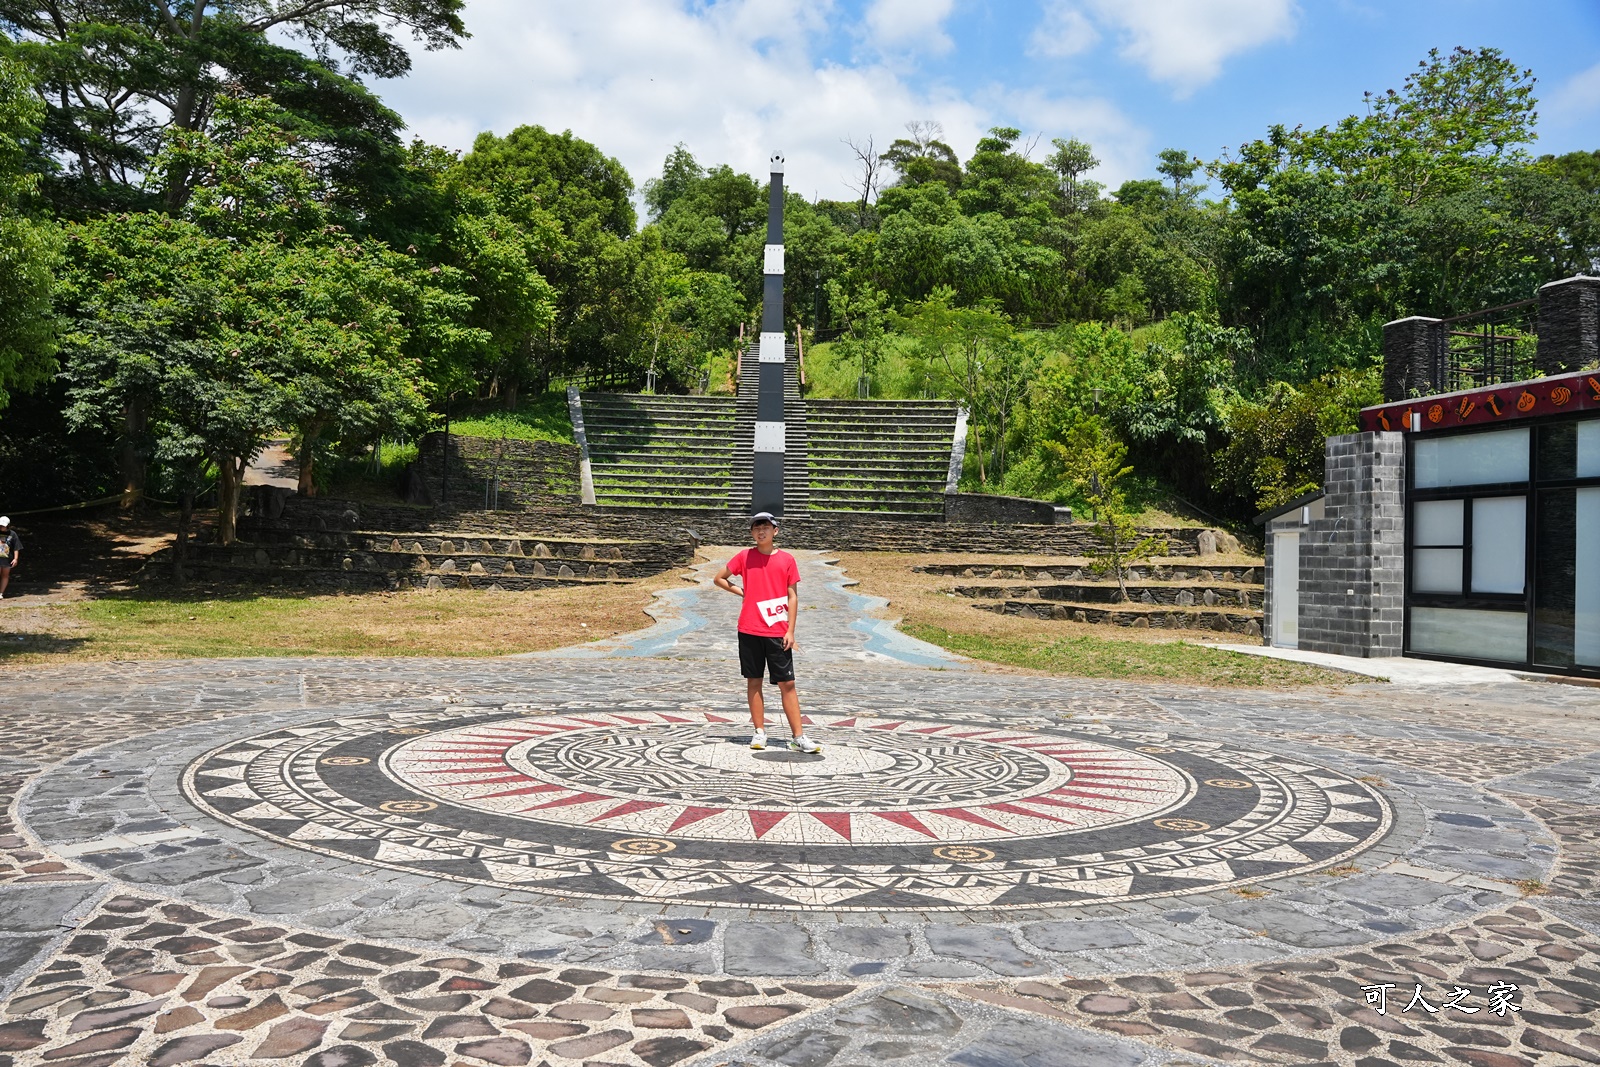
[805,400,960,518]
[572,354,960,517]
[579,393,737,510]
[728,344,809,514]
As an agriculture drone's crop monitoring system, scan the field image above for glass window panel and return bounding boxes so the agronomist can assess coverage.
[1412,549,1463,594]
[1410,607,1527,662]
[1471,496,1526,595]
[1414,499,1464,546]
[1580,421,1600,478]
[1578,488,1600,666]
[1413,428,1529,488]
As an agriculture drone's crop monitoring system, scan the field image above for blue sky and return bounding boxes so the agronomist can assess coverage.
[380,1,1600,204]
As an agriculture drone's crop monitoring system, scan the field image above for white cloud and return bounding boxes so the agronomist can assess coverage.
[865,0,956,55]
[1032,0,1297,96]
[377,0,1138,205]
[1546,60,1600,129]
[1029,5,1099,59]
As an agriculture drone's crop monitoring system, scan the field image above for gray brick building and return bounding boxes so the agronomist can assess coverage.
[1260,274,1600,676]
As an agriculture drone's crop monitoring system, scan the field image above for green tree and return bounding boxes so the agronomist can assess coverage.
[1156,148,1201,201]
[1045,137,1102,215]
[400,142,559,404]
[454,125,644,391]
[1,0,467,215]
[643,142,703,220]
[823,279,891,395]
[0,55,56,410]
[1053,420,1164,602]
[60,95,454,535]
[1212,368,1381,514]
[58,211,272,532]
[1111,314,1244,500]
[1213,47,1572,381]
[899,288,1036,483]
[880,120,962,192]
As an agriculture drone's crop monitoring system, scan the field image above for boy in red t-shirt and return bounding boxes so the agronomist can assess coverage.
[713,513,821,753]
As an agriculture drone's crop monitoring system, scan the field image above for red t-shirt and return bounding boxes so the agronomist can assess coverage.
[727,548,800,637]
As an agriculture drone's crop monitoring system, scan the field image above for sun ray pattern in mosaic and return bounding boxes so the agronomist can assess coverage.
[180,704,1393,912]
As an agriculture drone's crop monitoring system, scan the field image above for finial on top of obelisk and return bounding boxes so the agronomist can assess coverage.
[770,152,784,174]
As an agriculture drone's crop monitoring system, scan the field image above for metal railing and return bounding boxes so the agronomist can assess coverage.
[1428,298,1539,394]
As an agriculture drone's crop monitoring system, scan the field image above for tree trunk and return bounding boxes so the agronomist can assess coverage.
[296,421,325,497]
[217,453,244,545]
[502,378,519,410]
[119,397,148,509]
[174,486,194,584]
[160,8,207,213]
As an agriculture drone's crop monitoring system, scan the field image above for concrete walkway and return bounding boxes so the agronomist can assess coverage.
[1209,641,1532,684]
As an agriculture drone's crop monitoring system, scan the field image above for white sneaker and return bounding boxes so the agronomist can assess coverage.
[788,735,821,754]
[749,730,767,750]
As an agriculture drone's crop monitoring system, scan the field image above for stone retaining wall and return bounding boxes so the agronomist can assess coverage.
[942,492,1060,525]
[409,433,581,510]
[439,508,1230,557]
[241,496,1236,559]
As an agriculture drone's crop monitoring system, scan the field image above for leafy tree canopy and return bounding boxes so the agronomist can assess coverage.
[0,0,466,215]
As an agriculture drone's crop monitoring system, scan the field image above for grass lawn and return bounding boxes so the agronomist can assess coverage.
[837,550,1356,688]
[902,622,1352,688]
[0,580,664,663]
[448,391,575,444]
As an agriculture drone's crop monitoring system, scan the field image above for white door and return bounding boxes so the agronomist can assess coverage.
[1272,532,1300,648]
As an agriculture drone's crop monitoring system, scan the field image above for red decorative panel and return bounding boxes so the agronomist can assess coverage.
[1360,370,1600,433]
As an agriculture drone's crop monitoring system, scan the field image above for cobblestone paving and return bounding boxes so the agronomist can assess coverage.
[2,550,1598,1066]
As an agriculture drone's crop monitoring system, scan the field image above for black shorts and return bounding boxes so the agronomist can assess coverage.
[738,632,795,683]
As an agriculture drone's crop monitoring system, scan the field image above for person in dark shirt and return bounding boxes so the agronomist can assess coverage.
[0,517,18,599]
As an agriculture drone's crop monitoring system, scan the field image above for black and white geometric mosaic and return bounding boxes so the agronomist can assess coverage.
[181,701,1392,911]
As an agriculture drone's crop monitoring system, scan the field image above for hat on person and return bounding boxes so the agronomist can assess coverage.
[748,511,778,528]
[0,517,9,527]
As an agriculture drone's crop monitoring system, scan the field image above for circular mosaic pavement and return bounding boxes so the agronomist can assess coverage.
[181,705,1393,911]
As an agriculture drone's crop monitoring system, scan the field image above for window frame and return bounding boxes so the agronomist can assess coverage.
[1404,414,1600,675]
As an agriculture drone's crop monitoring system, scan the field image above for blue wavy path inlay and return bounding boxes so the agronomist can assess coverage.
[520,549,965,669]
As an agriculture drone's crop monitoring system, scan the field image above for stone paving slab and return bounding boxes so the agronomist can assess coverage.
[2,551,1599,1065]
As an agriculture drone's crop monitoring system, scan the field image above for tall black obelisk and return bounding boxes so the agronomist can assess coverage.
[751,153,786,515]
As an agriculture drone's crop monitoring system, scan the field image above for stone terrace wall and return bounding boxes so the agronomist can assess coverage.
[243,494,1232,558]
[440,507,1227,557]
[942,492,1058,525]
[410,433,581,511]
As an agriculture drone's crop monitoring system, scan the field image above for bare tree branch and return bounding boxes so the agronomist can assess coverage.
[843,134,881,230]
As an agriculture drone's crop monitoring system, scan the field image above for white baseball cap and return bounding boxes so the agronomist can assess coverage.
[0,516,9,527]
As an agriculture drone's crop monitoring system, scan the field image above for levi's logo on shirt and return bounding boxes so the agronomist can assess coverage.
[756,595,789,625]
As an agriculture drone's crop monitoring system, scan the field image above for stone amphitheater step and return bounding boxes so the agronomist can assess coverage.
[804,397,959,517]
[183,544,666,579]
[176,520,698,595]
[591,473,732,487]
[973,598,1262,635]
[240,529,669,560]
[918,560,1263,584]
[954,582,1260,609]
[808,488,947,502]
[580,391,738,508]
